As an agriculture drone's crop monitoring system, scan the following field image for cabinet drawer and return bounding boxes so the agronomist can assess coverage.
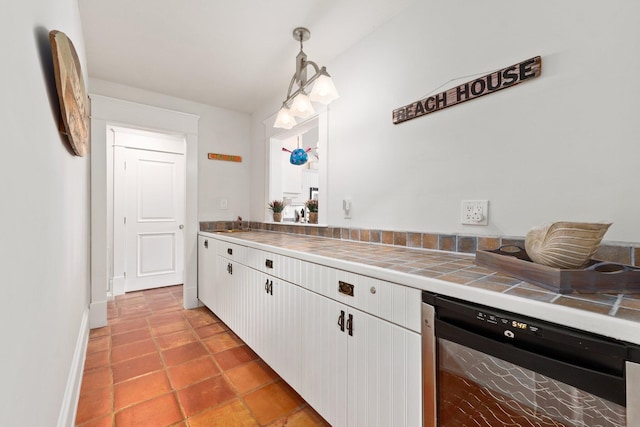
[216,241,247,263]
[246,248,302,282]
[303,263,421,333]
[246,248,270,272]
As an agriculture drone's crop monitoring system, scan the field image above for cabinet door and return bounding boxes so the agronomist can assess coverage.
[298,290,348,427]
[229,261,247,338]
[215,255,235,326]
[269,275,305,390]
[197,236,217,310]
[248,272,296,381]
[215,256,249,336]
[346,308,421,427]
[248,269,269,363]
[241,268,261,352]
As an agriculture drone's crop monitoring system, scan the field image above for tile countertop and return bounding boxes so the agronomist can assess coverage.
[200,230,640,345]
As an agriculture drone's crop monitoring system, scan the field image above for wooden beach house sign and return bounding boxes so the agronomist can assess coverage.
[392,56,541,124]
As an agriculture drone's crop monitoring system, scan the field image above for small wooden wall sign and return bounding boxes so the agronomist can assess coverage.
[392,56,541,124]
[208,153,242,162]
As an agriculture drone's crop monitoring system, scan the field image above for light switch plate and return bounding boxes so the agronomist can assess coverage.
[343,199,351,219]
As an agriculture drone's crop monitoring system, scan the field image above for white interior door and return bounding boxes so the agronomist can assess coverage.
[125,148,185,292]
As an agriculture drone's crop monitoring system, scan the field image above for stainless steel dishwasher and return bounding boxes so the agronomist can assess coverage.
[422,291,640,427]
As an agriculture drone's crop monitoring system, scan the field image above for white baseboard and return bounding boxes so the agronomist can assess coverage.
[184,284,199,309]
[57,307,90,427]
[89,300,108,329]
[112,275,125,296]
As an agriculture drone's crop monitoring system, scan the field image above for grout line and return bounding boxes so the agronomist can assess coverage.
[610,294,624,316]
[549,293,562,303]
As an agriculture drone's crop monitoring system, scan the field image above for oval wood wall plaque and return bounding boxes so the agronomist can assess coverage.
[49,30,89,156]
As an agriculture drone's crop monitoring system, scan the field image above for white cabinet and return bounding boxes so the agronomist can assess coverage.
[215,254,247,335]
[197,235,217,310]
[214,255,232,324]
[298,287,349,426]
[346,307,421,427]
[297,289,421,427]
[249,269,302,388]
[197,234,422,427]
[198,236,247,322]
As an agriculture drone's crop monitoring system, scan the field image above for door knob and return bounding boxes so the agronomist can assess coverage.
[179,224,184,229]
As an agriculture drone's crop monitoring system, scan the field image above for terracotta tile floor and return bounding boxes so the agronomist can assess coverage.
[76,285,330,427]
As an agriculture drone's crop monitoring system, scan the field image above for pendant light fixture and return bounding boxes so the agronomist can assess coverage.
[273,27,339,129]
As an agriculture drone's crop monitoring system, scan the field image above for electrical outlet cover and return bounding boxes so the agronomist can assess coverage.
[461,200,488,225]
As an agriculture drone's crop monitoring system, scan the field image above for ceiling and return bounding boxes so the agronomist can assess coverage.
[78,0,414,114]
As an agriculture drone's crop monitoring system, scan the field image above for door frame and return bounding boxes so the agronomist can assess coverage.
[90,95,200,328]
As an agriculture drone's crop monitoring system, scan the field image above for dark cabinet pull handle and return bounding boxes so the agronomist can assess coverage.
[264,279,274,295]
[227,248,233,255]
[346,313,354,336]
[265,259,273,269]
[339,281,354,297]
[204,239,208,249]
[337,310,345,332]
[227,263,233,275]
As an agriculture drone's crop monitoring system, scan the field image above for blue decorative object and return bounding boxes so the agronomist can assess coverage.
[290,148,309,165]
[282,147,312,166]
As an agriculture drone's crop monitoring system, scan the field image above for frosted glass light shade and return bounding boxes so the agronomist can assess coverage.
[290,92,315,118]
[309,74,339,104]
[273,106,297,129]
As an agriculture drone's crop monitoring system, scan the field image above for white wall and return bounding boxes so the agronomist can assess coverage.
[0,0,90,425]
[90,78,252,222]
[251,0,640,243]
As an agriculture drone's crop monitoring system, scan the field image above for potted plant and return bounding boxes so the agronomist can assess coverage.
[268,200,285,222]
[305,199,318,224]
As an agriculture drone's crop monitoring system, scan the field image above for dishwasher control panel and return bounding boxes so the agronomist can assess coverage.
[475,310,541,337]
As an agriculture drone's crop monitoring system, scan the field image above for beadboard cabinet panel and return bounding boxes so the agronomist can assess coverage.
[197,236,217,310]
[232,262,250,342]
[298,287,348,427]
[242,268,260,351]
[215,255,233,328]
[347,308,421,427]
[215,254,249,338]
[239,268,304,394]
[198,234,422,427]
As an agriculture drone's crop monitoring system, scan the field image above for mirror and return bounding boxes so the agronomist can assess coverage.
[267,111,328,225]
